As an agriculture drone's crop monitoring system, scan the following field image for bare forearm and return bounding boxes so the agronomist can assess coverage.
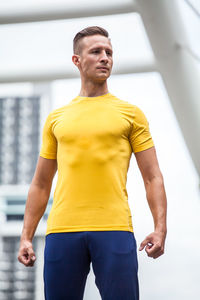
[145,175,167,233]
[21,183,51,242]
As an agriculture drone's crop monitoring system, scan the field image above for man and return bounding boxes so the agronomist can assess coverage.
[18,26,167,300]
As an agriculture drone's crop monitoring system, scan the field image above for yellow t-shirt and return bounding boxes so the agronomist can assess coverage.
[39,92,154,235]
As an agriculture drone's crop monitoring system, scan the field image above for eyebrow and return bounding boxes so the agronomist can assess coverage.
[90,47,113,53]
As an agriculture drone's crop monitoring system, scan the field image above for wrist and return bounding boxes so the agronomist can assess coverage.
[20,228,33,242]
[155,225,167,235]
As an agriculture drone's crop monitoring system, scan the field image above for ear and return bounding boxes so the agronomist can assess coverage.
[72,55,80,67]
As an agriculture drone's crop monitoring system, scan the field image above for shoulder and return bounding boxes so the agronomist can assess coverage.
[48,103,70,120]
[110,94,145,115]
[42,105,69,129]
[112,95,151,131]
[50,104,69,115]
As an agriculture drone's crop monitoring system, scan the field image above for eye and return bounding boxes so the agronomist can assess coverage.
[92,50,100,54]
[106,51,112,56]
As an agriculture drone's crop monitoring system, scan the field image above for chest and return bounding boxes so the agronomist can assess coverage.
[53,103,131,146]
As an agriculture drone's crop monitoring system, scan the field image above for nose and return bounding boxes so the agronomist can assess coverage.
[100,50,109,63]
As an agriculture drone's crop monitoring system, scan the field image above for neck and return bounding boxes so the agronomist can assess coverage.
[79,80,109,97]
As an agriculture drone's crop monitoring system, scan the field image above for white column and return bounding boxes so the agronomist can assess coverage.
[136,0,200,177]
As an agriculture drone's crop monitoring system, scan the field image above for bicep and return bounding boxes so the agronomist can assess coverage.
[134,146,162,184]
[32,156,57,188]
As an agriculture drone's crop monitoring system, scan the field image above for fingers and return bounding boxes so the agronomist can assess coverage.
[18,250,36,267]
[139,232,165,259]
[18,242,36,267]
[139,237,151,251]
[145,242,164,259]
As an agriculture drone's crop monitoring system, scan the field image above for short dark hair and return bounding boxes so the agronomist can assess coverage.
[73,26,109,55]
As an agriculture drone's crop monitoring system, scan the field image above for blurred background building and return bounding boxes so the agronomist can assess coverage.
[0,0,200,299]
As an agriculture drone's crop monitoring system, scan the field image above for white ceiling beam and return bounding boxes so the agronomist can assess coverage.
[136,0,200,178]
[0,0,137,24]
[0,59,157,83]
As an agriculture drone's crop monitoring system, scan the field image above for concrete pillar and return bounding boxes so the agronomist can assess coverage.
[136,0,200,177]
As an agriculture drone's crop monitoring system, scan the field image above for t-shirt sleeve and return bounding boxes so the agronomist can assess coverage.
[39,112,57,159]
[129,106,154,153]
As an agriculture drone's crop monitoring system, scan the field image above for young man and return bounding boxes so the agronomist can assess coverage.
[18,26,167,300]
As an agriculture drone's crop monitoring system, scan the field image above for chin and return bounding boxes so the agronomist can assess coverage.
[87,72,110,82]
[96,73,110,80]
[94,76,109,83]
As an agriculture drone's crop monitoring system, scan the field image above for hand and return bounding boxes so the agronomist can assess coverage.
[18,240,36,267]
[139,231,166,259]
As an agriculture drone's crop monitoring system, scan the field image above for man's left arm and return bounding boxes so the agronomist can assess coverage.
[134,146,167,259]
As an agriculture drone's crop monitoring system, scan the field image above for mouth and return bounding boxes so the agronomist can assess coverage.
[97,67,109,71]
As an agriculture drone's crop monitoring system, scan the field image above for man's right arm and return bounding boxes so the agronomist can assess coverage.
[18,156,57,267]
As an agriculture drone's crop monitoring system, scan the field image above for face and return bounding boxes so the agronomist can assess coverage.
[73,34,113,82]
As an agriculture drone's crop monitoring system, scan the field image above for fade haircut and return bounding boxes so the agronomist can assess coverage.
[73,26,109,55]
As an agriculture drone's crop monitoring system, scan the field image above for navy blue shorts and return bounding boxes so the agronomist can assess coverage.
[43,231,139,300]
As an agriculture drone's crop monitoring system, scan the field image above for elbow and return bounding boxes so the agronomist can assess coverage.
[144,172,164,187]
[31,172,53,190]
